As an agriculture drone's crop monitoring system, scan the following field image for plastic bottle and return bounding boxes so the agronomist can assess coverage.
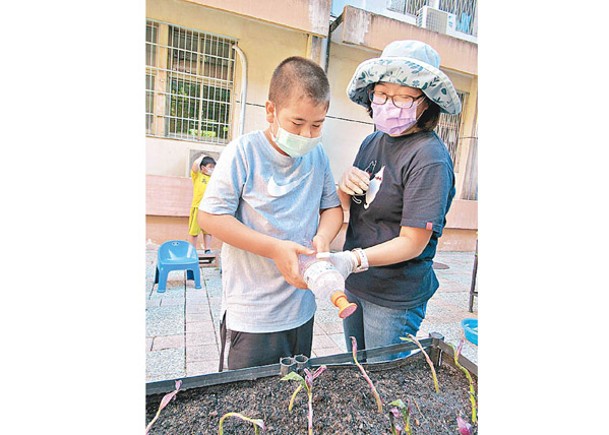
[299,253,358,319]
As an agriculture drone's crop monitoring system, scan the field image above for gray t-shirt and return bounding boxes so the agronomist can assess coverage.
[200,130,340,333]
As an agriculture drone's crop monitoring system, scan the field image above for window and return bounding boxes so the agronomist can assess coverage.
[387,0,477,36]
[387,0,427,16]
[435,91,466,170]
[439,0,477,35]
[145,20,236,143]
[145,74,154,134]
[146,21,157,67]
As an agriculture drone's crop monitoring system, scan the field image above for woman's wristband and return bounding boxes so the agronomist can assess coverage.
[351,248,369,273]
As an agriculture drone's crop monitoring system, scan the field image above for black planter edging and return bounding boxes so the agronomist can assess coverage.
[146,332,476,396]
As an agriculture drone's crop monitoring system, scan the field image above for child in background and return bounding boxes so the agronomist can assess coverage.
[188,154,216,253]
[199,56,343,370]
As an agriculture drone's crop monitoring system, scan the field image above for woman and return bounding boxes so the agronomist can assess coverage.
[327,40,462,361]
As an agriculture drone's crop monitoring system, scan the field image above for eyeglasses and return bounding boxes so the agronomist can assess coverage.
[368,90,425,109]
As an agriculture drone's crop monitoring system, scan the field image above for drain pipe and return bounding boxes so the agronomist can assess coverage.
[232,44,248,136]
[325,12,343,72]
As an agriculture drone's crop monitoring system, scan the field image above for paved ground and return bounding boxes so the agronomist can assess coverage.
[145,243,478,383]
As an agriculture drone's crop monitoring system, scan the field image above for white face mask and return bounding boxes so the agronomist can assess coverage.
[271,116,321,157]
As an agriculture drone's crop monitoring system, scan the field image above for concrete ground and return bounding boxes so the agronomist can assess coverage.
[145,244,478,383]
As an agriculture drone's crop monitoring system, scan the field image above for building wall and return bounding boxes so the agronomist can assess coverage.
[182,0,332,37]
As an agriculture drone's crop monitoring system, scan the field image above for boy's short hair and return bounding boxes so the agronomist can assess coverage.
[268,56,330,109]
[200,156,216,168]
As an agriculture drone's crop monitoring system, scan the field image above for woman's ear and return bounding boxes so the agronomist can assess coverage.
[418,98,430,115]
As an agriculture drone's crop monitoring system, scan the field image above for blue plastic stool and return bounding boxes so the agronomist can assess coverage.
[153,240,202,292]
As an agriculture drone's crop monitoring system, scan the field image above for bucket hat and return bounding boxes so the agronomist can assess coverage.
[347,40,462,115]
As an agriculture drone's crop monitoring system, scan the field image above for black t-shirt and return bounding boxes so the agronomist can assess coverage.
[343,130,455,309]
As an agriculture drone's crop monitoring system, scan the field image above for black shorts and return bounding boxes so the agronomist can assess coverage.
[219,315,314,371]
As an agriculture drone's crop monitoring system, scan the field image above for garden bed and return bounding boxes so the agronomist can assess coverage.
[146,337,477,434]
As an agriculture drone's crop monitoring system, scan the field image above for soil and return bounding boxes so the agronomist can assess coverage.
[146,353,477,434]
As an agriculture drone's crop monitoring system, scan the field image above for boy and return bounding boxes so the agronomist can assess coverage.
[188,154,216,252]
[198,57,343,370]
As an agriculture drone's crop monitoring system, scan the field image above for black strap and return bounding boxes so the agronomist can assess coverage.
[218,312,228,372]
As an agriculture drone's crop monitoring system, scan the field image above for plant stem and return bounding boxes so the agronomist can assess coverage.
[308,391,313,435]
[282,366,326,434]
[388,399,412,435]
[411,398,424,425]
[289,384,303,412]
[145,412,161,434]
[145,380,182,434]
[449,340,477,423]
[218,412,265,434]
[403,334,440,393]
[351,336,383,413]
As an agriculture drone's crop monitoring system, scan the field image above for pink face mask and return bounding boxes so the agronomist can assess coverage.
[371,100,423,136]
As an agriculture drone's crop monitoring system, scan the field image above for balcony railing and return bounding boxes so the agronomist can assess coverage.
[389,0,477,37]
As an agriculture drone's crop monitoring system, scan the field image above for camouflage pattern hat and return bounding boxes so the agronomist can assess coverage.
[347,40,462,115]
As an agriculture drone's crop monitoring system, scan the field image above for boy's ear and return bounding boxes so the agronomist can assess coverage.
[264,100,275,124]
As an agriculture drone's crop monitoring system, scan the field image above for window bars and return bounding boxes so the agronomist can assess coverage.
[146,20,236,144]
[461,133,478,201]
[387,0,477,36]
[436,91,466,170]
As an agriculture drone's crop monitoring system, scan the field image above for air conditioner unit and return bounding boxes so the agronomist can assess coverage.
[417,6,457,35]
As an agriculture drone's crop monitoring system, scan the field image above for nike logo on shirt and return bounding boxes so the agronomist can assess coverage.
[267,171,312,197]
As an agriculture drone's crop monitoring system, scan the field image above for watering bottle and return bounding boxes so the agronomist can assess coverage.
[299,252,357,319]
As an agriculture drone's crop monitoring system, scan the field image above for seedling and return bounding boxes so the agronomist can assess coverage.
[457,414,473,435]
[218,412,265,434]
[350,336,383,413]
[281,365,327,435]
[399,334,440,393]
[145,379,182,434]
[448,338,477,423]
[388,399,412,435]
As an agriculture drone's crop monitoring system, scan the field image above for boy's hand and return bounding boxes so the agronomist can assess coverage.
[271,240,315,289]
[339,166,370,196]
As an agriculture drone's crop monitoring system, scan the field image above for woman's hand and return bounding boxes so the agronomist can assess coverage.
[339,166,371,196]
[323,250,359,279]
[270,240,315,289]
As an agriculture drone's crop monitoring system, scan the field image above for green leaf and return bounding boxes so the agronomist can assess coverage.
[388,399,406,408]
[281,371,304,383]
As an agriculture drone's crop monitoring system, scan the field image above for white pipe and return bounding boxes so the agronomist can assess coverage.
[232,44,248,136]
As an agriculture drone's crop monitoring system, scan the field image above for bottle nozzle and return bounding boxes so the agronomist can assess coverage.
[330,291,358,319]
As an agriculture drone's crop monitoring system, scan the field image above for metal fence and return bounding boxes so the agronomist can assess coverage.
[436,91,467,170]
[146,20,236,144]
